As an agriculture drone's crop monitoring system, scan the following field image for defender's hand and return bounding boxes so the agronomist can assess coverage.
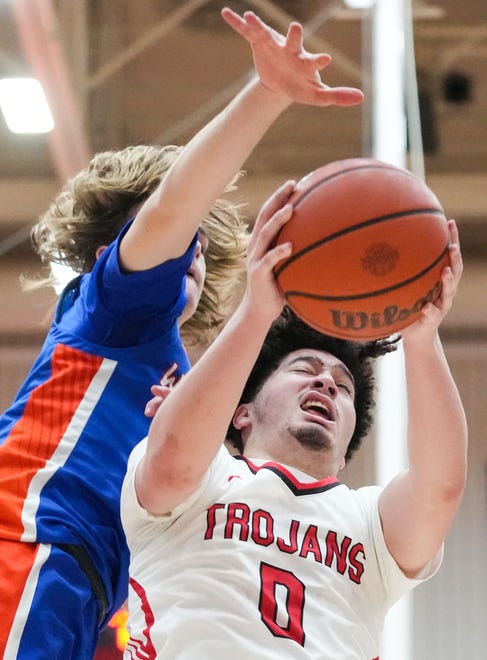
[221,7,364,107]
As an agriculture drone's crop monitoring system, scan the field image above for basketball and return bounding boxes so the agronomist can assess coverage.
[274,158,450,340]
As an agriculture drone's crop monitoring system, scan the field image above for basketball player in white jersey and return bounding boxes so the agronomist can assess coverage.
[121,170,467,657]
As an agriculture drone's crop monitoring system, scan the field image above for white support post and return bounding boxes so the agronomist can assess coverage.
[371,1,412,659]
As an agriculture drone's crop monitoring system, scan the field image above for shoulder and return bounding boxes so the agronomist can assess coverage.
[121,443,236,541]
[348,484,383,509]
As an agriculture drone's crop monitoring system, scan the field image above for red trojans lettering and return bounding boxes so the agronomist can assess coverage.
[205,502,366,584]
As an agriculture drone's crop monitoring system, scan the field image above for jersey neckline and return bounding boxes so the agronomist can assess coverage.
[235,455,341,496]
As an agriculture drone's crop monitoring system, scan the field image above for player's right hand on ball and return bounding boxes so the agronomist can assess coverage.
[401,219,462,345]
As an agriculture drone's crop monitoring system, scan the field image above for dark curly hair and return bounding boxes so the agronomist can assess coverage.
[226,307,399,461]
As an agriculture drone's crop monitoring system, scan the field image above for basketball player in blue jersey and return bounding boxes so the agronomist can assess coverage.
[0,7,365,659]
[122,187,467,658]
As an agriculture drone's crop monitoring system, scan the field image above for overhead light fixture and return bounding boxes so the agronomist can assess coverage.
[343,0,375,8]
[50,262,78,294]
[341,1,444,17]
[0,78,54,134]
[412,1,445,19]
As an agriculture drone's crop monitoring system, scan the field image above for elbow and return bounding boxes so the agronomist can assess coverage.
[146,430,207,490]
[415,453,467,512]
[436,462,467,508]
[445,478,466,506]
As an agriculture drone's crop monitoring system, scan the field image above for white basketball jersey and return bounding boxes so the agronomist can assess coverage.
[121,442,441,659]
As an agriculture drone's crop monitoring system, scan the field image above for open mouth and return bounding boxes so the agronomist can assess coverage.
[300,396,335,422]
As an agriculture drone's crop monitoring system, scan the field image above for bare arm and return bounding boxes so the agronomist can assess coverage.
[119,8,363,271]
[379,220,468,576]
[135,182,295,515]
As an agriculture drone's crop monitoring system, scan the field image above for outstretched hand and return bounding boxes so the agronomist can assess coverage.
[221,7,364,107]
[401,219,462,345]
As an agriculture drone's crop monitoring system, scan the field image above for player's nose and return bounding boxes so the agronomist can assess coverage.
[312,374,337,398]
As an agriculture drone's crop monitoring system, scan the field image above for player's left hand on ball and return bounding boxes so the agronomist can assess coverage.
[402,219,462,343]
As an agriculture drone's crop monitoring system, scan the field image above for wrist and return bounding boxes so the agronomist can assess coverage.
[237,291,282,331]
[402,330,441,357]
[250,76,293,113]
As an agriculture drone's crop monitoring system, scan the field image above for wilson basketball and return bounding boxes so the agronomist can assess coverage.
[274,158,450,340]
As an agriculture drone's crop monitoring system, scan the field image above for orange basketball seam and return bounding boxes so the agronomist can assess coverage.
[282,242,449,302]
[292,163,422,210]
[274,208,446,278]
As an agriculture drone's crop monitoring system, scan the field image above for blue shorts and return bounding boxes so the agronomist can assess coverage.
[0,540,101,659]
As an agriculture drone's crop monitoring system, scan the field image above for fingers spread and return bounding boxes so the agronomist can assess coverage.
[241,10,270,40]
[221,7,248,36]
[314,86,365,106]
[285,22,304,53]
[311,53,333,71]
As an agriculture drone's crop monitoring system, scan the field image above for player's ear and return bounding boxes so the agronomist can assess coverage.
[95,245,108,260]
[232,404,252,431]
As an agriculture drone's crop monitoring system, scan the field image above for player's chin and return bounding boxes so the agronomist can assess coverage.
[290,424,330,451]
[182,279,203,320]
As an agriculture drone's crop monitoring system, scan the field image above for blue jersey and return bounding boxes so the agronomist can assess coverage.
[0,223,196,615]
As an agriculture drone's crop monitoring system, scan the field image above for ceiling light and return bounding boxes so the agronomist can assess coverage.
[50,262,78,294]
[0,78,54,134]
[341,1,444,17]
[343,0,375,8]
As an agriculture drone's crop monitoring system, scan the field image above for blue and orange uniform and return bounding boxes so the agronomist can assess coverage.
[0,223,196,658]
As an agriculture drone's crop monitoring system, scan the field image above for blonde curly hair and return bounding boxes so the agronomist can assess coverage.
[31,144,249,348]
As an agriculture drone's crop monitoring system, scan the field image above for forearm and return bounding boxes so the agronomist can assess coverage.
[379,333,467,575]
[403,333,467,500]
[123,79,289,269]
[156,78,290,230]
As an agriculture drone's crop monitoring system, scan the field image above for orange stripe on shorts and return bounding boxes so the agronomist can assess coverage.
[0,539,40,653]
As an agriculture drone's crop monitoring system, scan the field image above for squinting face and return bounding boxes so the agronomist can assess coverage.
[246,348,357,470]
[180,233,208,325]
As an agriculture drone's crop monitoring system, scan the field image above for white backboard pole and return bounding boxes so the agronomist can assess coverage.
[371,1,412,659]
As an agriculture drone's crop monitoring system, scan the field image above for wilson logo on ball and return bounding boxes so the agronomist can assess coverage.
[329,280,443,334]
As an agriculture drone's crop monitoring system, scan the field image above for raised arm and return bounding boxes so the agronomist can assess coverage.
[379,220,468,577]
[119,8,363,271]
[135,181,295,515]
